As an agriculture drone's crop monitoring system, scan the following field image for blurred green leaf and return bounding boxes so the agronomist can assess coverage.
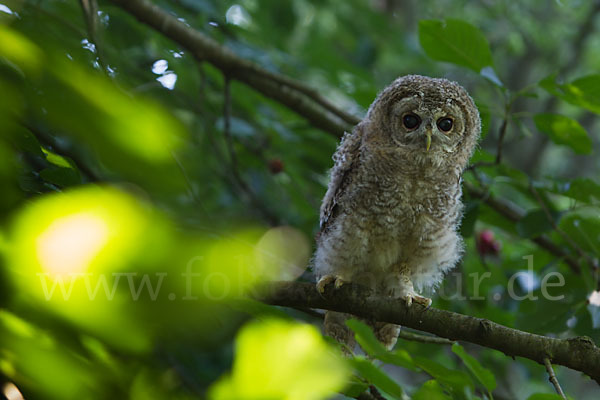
[39,166,81,187]
[451,343,496,392]
[351,357,405,399]
[526,394,566,400]
[559,212,600,253]
[533,113,592,155]
[346,319,417,370]
[414,356,474,394]
[209,318,349,400]
[412,380,452,400]
[516,209,561,239]
[418,19,494,73]
[562,178,600,204]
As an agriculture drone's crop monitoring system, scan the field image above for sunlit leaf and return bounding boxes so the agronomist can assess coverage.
[540,74,600,114]
[6,185,171,352]
[533,113,592,155]
[0,310,100,399]
[418,19,494,73]
[208,318,349,400]
[451,343,496,392]
[0,24,42,73]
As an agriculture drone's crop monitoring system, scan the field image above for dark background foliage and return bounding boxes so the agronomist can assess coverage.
[0,0,599,399]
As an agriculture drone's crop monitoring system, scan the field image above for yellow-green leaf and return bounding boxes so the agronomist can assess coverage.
[533,113,592,155]
[209,318,349,400]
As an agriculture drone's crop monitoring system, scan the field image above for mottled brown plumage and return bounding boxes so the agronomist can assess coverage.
[314,75,480,349]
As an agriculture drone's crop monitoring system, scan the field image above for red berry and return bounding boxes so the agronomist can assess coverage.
[476,229,501,257]
[268,158,284,174]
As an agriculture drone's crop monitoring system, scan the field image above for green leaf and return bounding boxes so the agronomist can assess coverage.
[559,212,600,253]
[418,19,494,73]
[346,319,417,370]
[341,377,370,398]
[563,178,600,203]
[526,394,566,400]
[533,113,592,155]
[451,343,496,392]
[39,167,81,187]
[412,380,452,400]
[413,356,474,393]
[351,357,404,399]
[540,74,600,114]
[516,209,561,238]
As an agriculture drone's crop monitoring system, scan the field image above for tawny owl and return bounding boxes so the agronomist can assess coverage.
[314,75,480,349]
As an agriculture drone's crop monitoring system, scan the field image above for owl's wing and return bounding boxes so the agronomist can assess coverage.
[319,125,363,235]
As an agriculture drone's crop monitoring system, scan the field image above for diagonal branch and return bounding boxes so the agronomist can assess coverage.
[107,0,355,137]
[543,357,568,399]
[259,281,600,385]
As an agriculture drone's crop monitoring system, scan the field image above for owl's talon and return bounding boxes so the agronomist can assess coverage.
[317,275,349,294]
[334,277,348,289]
[416,295,432,308]
[317,275,336,294]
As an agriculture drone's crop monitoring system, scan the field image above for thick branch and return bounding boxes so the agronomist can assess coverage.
[107,0,355,136]
[260,281,600,385]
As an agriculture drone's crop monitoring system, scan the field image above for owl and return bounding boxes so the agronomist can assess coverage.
[314,75,481,349]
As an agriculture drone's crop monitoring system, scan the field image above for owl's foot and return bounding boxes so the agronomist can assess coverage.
[387,274,432,307]
[317,275,348,293]
[403,293,432,308]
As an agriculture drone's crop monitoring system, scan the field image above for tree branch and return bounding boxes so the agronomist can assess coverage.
[543,357,568,399]
[259,281,600,385]
[107,0,355,137]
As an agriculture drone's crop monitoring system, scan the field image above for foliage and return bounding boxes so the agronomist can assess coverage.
[0,0,599,399]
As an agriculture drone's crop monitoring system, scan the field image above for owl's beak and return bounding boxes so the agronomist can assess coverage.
[425,130,432,152]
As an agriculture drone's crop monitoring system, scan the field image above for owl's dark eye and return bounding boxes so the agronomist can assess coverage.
[402,113,421,130]
[437,117,453,132]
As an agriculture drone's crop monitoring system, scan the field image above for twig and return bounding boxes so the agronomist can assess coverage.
[494,116,508,165]
[398,330,455,345]
[543,357,568,399]
[259,281,600,385]
[78,0,108,72]
[467,98,511,171]
[221,77,280,226]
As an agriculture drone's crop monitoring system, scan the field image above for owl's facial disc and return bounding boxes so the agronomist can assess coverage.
[390,97,463,153]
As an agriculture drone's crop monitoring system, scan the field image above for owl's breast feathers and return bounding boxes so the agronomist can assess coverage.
[318,128,463,245]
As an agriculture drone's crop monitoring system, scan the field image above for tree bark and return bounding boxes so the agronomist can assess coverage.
[260,281,600,385]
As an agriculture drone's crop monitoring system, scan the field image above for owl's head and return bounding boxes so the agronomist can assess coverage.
[364,75,481,166]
